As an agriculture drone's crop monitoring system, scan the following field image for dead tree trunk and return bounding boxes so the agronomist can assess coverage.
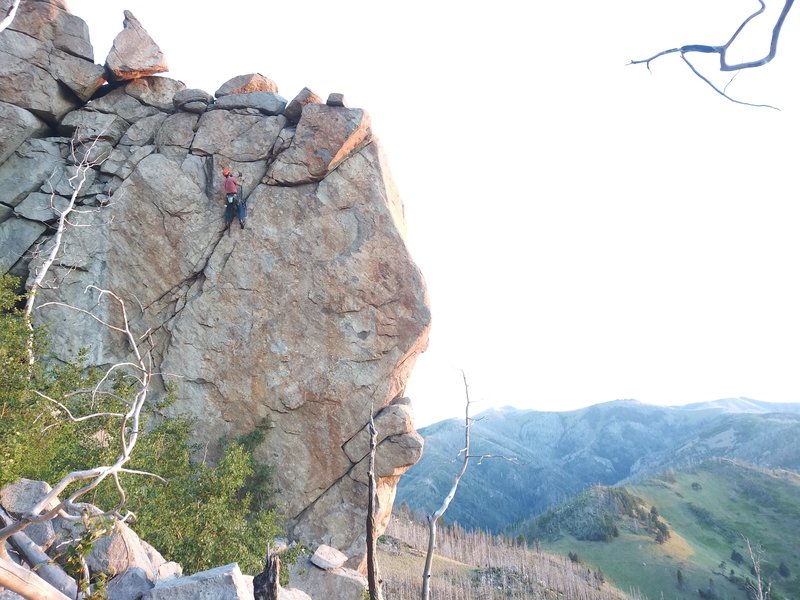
[253,553,280,600]
[0,509,77,599]
[744,536,771,600]
[421,371,473,600]
[366,412,383,600]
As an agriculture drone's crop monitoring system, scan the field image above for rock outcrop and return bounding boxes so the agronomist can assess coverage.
[0,0,104,123]
[0,0,429,574]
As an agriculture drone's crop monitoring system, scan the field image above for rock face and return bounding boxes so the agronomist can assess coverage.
[0,0,104,122]
[0,0,429,571]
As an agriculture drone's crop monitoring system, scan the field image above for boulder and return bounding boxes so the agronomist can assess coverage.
[142,563,251,600]
[106,567,154,600]
[0,31,81,123]
[139,540,183,582]
[211,91,287,116]
[105,11,168,81]
[40,162,98,198]
[289,556,367,600]
[173,88,213,114]
[124,77,185,112]
[0,138,67,208]
[343,401,417,463]
[89,86,162,123]
[14,192,71,223]
[72,139,114,165]
[192,111,285,162]
[154,112,199,154]
[8,0,94,60]
[60,108,129,145]
[119,113,168,146]
[0,217,46,273]
[0,101,49,165]
[47,47,106,102]
[0,1,103,121]
[310,545,348,570]
[283,87,323,125]
[85,520,158,582]
[215,73,279,97]
[326,93,347,107]
[265,104,372,185]
[0,479,59,551]
[100,144,156,179]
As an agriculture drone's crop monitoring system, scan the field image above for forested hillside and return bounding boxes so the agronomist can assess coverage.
[398,402,800,532]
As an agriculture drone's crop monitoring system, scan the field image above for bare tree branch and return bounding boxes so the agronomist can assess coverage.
[34,389,126,429]
[23,132,109,365]
[0,0,20,34]
[629,0,794,108]
[0,288,155,599]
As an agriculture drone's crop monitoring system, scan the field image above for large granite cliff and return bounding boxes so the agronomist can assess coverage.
[0,0,430,570]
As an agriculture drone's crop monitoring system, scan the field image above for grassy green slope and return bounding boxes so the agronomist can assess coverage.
[631,460,800,599]
[523,460,800,600]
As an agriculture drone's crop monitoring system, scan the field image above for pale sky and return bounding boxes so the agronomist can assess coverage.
[68,0,800,427]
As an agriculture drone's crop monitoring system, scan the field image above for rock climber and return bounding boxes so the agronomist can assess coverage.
[223,168,245,229]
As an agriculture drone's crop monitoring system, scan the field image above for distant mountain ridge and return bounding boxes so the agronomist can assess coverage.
[398,399,800,532]
[680,396,800,414]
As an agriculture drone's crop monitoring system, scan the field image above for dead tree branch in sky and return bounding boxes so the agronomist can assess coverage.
[420,371,517,600]
[629,0,795,109]
[421,372,474,600]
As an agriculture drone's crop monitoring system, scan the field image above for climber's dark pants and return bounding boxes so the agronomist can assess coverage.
[225,194,237,227]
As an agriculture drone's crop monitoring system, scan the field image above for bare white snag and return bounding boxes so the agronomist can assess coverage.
[744,535,772,600]
[0,508,76,599]
[419,372,518,600]
[366,410,383,600]
[23,131,107,366]
[0,0,20,34]
[421,371,473,600]
[0,288,155,599]
[0,544,70,600]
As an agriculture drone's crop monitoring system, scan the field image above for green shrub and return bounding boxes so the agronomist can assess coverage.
[0,275,283,576]
[120,420,283,574]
